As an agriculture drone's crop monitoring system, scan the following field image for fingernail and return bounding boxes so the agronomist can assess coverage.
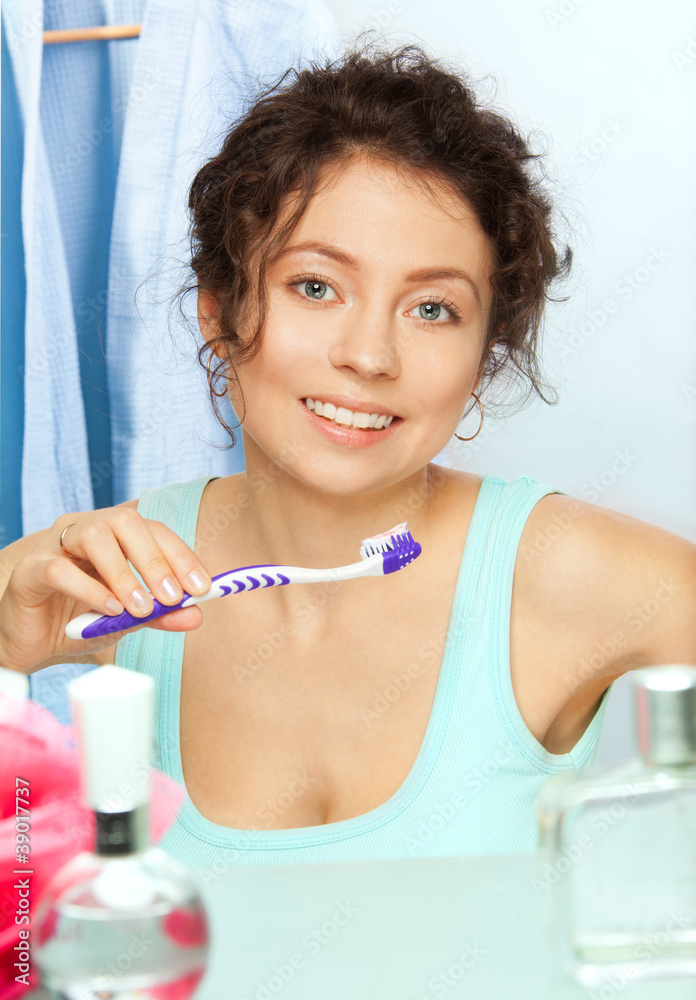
[105,596,124,615]
[187,569,209,593]
[130,587,154,613]
[161,576,182,601]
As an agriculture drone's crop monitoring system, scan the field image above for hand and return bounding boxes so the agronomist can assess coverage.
[0,506,212,674]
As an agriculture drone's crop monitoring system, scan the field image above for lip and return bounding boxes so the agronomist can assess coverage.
[299,399,402,448]
[301,394,400,419]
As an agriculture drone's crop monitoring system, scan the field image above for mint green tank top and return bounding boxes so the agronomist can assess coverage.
[114,473,612,870]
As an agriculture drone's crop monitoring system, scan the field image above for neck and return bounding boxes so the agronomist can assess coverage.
[229,440,446,571]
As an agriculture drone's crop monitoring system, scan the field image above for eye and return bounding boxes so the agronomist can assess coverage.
[408,297,462,324]
[288,274,339,303]
[286,274,462,324]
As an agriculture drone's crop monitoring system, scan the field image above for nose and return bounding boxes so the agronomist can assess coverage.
[327,307,402,381]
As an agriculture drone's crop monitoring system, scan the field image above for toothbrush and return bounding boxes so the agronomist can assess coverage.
[65,523,422,640]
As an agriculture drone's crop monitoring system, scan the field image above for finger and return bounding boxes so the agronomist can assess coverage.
[54,511,212,599]
[143,519,213,600]
[62,510,210,619]
[75,605,204,649]
[112,510,213,605]
[13,552,125,616]
[54,518,156,618]
[148,605,204,632]
[86,604,204,639]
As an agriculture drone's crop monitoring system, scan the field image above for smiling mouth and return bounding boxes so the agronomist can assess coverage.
[302,398,397,430]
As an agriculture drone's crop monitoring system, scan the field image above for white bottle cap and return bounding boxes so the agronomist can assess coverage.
[68,665,154,812]
[0,666,29,701]
[633,664,696,766]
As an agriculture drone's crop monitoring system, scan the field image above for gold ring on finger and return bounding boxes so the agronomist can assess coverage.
[59,522,78,555]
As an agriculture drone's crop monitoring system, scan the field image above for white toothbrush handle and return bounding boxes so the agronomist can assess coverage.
[180,558,384,608]
[65,558,385,640]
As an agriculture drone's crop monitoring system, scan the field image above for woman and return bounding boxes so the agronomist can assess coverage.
[1,43,694,869]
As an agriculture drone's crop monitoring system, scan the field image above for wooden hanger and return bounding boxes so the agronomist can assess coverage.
[43,25,141,44]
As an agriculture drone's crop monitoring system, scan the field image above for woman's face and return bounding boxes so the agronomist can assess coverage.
[202,153,495,497]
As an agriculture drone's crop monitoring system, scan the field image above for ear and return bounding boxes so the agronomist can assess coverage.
[197,288,223,354]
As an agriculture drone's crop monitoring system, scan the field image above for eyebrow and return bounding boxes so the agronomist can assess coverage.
[271,241,482,306]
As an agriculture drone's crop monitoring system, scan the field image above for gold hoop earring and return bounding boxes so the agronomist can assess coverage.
[206,348,228,398]
[453,392,484,442]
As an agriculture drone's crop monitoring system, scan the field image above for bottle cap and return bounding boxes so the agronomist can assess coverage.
[633,664,696,766]
[0,666,29,701]
[68,665,154,812]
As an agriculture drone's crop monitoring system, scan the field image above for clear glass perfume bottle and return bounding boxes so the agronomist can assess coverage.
[33,666,210,999]
[536,664,696,988]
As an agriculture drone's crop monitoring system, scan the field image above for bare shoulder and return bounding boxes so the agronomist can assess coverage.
[518,491,696,681]
[426,463,483,505]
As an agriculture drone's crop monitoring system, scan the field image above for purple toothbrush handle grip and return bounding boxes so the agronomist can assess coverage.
[80,592,193,640]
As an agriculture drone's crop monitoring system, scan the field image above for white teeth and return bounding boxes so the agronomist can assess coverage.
[304,398,395,429]
[335,406,353,427]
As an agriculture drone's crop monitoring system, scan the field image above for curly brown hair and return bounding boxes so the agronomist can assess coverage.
[177,37,571,447]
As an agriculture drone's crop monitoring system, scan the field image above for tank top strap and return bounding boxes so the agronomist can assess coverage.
[459,474,609,771]
[448,473,568,645]
[136,474,219,545]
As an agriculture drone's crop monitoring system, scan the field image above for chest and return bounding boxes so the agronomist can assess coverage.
[175,468,623,832]
[177,541,590,832]
[179,569,455,829]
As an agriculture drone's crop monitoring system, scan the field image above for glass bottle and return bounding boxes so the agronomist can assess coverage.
[33,665,209,998]
[536,663,696,988]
